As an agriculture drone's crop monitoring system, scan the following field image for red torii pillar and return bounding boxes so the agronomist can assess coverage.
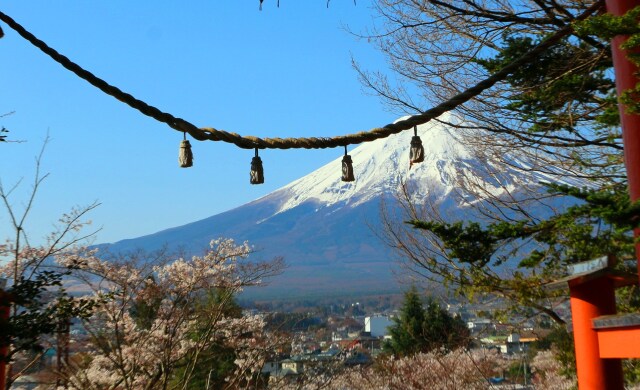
[606,0,640,265]
[0,290,10,390]
[604,0,640,366]
[569,275,623,389]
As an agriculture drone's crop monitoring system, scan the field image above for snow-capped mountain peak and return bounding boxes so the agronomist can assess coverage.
[272,115,507,214]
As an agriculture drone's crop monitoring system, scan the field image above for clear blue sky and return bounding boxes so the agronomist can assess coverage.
[0,1,394,244]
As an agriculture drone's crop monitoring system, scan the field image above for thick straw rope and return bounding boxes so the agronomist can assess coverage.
[0,3,602,150]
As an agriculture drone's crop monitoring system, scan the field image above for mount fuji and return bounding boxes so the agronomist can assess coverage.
[101,115,572,298]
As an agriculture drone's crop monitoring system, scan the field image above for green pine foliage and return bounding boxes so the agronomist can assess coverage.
[476,35,615,136]
[410,183,640,272]
[406,183,640,328]
[396,5,640,383]
[383,287,469,357]
[575,6,640,115]
[366,0,640,385]
[400,4,640,324]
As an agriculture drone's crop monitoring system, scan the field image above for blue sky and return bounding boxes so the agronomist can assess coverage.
[0,1,394,244]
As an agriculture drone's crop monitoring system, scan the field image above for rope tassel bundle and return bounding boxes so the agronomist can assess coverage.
[250,148,264,184]
[179,137,193,168]
[341,146,355,182]
[409,126,424,166]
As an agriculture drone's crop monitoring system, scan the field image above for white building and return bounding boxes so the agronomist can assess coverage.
[365,315,393,338]
[467,318,494,333]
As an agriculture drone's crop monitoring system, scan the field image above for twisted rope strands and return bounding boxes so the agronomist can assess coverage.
[0,2,602,150]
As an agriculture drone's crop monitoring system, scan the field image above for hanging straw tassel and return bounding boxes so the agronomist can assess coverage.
[250,148,264,184]
[179,134,193,168]
[409,126,425,167]
[341,145,355,182]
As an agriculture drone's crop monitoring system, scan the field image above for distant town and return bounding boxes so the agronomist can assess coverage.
[8,291,566,389]
[241,293,564,387]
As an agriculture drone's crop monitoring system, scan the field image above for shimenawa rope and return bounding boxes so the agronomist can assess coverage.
[0,3,602,150]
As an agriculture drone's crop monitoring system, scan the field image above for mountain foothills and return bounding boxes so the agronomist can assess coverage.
[101,115,575,298]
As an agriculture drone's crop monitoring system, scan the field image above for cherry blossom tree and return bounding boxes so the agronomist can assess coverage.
[59,239,284,390]
[0,137,100,389]
[273,348,508,390]
[530,349,576,390]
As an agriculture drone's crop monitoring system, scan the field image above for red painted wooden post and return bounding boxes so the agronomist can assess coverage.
[0,290,10,390]
[605,0,640,279]
[570,277,624,390]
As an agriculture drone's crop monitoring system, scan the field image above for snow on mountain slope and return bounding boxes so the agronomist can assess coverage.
[262,113,559,219]
[272,117,462,212]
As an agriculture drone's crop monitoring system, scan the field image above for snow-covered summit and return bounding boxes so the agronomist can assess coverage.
[268,114,541,215]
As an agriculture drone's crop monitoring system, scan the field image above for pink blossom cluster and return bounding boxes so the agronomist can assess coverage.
[274,349,509,390]
[60,238,282,389]
[530,349,576,390]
